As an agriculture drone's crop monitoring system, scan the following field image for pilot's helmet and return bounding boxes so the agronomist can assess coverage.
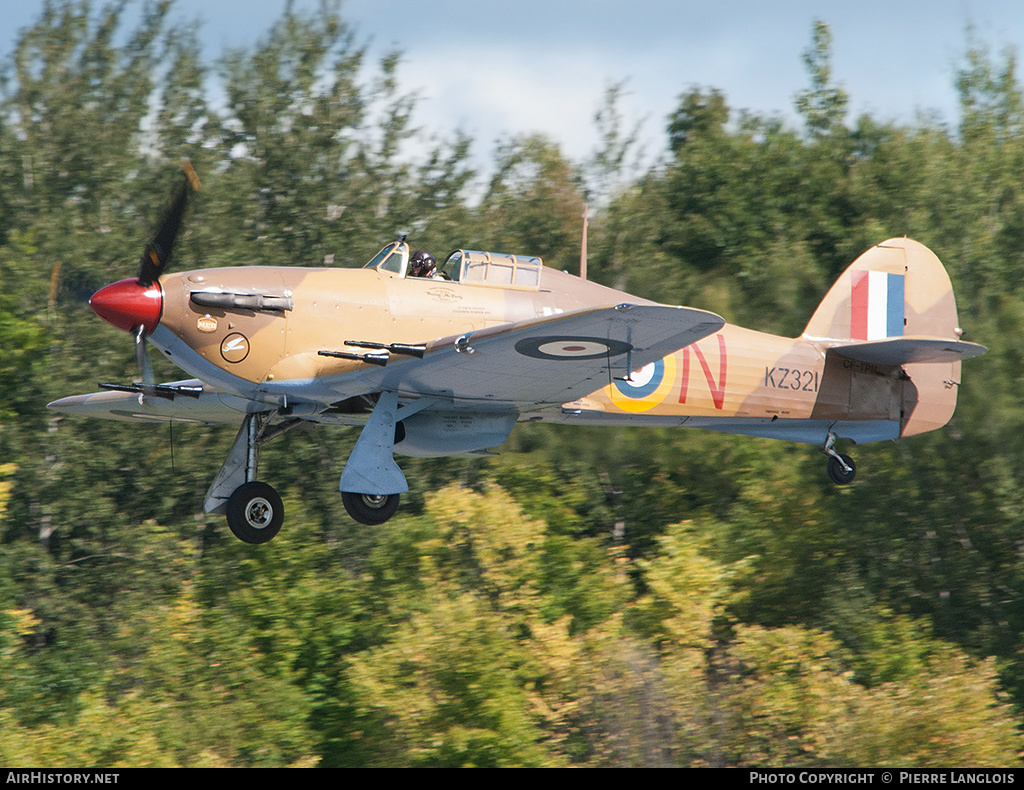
[410,249,436,276]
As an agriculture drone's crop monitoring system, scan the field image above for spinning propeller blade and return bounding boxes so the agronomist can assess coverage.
[137,159,201,287]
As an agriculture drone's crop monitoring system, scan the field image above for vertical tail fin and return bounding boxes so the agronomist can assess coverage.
[803,239,983,437]
[802,238,963,342]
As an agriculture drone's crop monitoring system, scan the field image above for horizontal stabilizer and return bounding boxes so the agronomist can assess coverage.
[834,336,988,366]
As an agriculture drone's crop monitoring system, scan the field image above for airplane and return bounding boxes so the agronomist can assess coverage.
[48,164,987,544]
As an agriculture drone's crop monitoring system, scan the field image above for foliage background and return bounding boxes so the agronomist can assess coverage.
[1,2,1023,766]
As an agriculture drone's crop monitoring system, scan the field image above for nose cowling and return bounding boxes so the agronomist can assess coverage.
[89,278,163,335]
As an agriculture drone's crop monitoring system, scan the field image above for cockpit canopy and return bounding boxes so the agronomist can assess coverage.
[440,250,542,289]
[362,241,410,277]
[363,242,542,291]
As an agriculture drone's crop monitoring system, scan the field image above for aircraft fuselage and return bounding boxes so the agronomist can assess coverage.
[147,261,949,447]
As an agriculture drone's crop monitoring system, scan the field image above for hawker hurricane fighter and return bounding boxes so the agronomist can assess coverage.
[50,165,986,543]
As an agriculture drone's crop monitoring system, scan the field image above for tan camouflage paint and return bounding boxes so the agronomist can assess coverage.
[577,239,969,437]
[156,238,971,439]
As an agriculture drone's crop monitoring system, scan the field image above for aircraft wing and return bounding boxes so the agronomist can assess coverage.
[354,303,725,407]
[47,380,248,424]
[51,305,726,421]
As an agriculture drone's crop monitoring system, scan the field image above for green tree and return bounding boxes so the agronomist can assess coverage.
[795,20,849,138]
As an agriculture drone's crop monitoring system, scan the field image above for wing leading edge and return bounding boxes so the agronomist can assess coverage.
[47,380,246,424]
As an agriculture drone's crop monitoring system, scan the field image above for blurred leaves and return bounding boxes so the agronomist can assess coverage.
[1,6,1023,766]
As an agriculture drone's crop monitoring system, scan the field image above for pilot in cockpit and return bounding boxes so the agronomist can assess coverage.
[409,249,440,278]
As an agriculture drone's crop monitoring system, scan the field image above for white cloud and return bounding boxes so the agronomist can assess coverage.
[10,0,1024,171]
[403,47,612,156]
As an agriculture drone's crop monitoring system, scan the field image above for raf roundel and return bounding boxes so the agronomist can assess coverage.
[514,335,632,361]
[608,353,678,413]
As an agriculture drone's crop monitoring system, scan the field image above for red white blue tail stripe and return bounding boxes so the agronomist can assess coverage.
[851,270,904,340]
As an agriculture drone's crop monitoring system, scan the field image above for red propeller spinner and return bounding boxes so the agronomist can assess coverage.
[89,278,163,335]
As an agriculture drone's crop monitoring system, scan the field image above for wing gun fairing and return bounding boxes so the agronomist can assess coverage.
[49,165,986,544]
[319,340,428,367]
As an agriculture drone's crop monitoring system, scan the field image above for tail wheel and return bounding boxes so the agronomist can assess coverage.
[226,481,284,544]
[341,491,400,525]
[826,453,856,486]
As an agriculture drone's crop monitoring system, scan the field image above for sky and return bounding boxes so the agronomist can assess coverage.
[5,0,1024,172]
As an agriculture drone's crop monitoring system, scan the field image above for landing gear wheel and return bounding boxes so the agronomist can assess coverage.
[826,453,856,486]
[341,491,400,525]
[226,481,284,544]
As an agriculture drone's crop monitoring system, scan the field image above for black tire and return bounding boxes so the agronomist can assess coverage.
[826,453,856,486]
[226,481,284,544]
[341,491,400,525]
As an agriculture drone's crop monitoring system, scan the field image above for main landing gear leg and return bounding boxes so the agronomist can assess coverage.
[822,431,856,486]
[205,412,300,544]
[338,390,407,526]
